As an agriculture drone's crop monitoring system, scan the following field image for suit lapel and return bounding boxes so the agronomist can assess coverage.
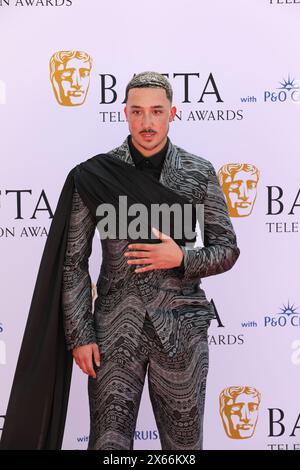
[158,138,182,189]
[159,139,195,205]
[108,137,135,167]
[109,136,193,202]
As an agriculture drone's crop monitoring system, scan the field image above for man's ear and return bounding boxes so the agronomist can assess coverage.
[124,105,128,119]
[169,106,177,122]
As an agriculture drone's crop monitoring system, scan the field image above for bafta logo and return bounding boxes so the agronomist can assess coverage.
[49,51,92,106]
[218,164,260,217]
[219,386,261,439]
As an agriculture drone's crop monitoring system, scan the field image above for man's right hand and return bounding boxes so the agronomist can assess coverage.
[72,343,100,379]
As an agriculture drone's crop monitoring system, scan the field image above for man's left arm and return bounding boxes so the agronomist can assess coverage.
[180,162,240,280]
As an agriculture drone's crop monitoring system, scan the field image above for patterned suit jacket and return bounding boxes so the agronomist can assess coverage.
[62,137,240,356]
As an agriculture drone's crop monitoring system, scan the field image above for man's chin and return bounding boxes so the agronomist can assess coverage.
[139,136,158,147]
[236,425,254,438]
[236,209,252,217]
[136,140,159,151]
[68,97,85,106]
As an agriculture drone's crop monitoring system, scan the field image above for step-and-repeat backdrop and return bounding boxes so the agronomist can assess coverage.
[1,0,299,451]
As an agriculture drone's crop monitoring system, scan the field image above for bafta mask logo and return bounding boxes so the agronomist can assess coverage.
[218,164,260,217]
[219,386,261,439]
[50,51,92,106]
[0,80,6,104]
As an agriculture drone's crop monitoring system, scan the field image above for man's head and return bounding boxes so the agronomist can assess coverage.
[219,386,261,439]
[50,51,92,106]
[217,163,260,217]
[124,71,176,156]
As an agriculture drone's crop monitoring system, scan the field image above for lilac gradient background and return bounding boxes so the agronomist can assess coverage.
[0,0,300,450]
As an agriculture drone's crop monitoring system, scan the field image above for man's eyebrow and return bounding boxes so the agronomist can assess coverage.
[129,105,165,109]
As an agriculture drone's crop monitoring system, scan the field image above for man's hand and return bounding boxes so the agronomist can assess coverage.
[124,227,184,273]
[72,343,100,379]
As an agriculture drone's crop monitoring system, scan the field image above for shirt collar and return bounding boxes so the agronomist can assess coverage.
[128,135,169,169]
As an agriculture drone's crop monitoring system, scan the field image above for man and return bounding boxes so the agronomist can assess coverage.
[62,72,240,450]
[219,386,261,439]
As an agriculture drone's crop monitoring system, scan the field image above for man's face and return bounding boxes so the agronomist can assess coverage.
[52,58,91,106]
[223,170,258,217]
[124,87,176,156]
[222,393,259,439]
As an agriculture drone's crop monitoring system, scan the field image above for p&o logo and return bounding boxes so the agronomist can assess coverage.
[264,76,300,104]
[264,301,300,327]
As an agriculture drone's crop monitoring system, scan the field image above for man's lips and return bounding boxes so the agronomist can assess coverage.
[140,131,156,138]
[68,90,84,96]
[237,424,253,430]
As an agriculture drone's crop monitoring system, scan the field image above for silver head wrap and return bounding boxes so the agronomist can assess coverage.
[125,71,173,103]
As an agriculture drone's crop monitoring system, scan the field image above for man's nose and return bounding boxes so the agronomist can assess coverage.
[239,182,249,200]
[71,70,81,88]
[240,406,250,422]
[141,112,153,128]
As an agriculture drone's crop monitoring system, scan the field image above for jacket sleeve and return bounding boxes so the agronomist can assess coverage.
[62,187,97,350]
[181,162,240,280]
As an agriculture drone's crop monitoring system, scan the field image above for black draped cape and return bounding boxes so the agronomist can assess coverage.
[0,153,195,450]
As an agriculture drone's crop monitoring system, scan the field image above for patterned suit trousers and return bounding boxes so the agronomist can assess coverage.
[87,301,209,450]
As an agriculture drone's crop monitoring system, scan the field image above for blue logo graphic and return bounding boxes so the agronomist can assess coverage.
[277,301,299,316]
[278,76,299,92]
[264,76,300,103]
[264,301,300,327]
